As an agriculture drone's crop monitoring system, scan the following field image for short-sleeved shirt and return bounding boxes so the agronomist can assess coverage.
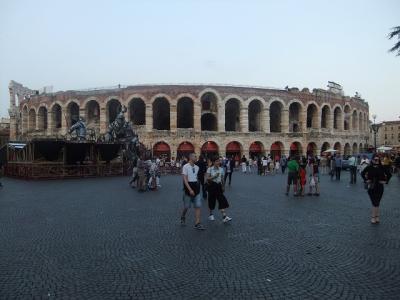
[182,163,199,182]
[287,160,299,172]
[207,166,224,184]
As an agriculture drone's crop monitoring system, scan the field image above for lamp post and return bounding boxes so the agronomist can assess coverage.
[370,114,379,152]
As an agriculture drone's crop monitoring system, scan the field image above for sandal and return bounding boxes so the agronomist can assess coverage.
[371,217,377,224]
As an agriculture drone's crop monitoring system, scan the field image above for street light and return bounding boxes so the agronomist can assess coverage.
[370,114,379,152]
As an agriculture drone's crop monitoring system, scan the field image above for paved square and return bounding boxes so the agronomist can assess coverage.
[0,172,399,299]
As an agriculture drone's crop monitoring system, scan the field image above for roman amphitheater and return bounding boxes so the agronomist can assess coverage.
[8,81,370,159]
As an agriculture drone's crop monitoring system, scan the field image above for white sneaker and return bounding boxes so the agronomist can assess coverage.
[223,216,232,223]
[208,214,215,221]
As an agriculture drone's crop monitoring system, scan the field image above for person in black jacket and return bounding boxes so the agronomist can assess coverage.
[361,156,387,224]
[196,155,208,200]
[223,156,235,186]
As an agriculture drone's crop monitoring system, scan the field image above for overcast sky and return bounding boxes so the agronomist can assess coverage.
[0,0,399,122]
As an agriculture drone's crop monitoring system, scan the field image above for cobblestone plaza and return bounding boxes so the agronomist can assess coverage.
[0,172,399,299]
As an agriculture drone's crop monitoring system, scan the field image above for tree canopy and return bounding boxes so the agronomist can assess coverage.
[388,26,400,56]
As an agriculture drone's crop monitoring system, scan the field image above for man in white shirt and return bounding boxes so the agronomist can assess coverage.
[181,153,205,230]
[348,155,357,184]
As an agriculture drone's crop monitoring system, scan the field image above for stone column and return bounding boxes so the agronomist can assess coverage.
[47,111,53,136]
[300,108,307,132]
[170,104,177,132]
[145,104,152,132]
[218,103,225,132]
[263,108,270,133]
[35,113,39,131]
[194,103,201,132]
[281,109,289,133]
[61,107,68,135]
[328,111,334,133]
[99,105,107,134]
[315,112,321,130]
[240,107,248,132]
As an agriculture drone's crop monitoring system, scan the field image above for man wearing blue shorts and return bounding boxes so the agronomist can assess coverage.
[181,153,205,230]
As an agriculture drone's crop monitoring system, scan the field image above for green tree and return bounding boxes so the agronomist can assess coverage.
[388,26,400,56]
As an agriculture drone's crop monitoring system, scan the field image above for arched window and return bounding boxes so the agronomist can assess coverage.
[248,100,263,132]
[321,105,331,129]
[201,113,217,131]
[107,99,122,124]
[289,102,301,132]
[269,101,282,132]
[38,107,48,131]
[129,98,146,125]
[177,97,194,128]
[225,99,240,131]
[153,97,170,130]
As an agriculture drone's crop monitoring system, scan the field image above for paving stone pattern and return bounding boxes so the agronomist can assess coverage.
[0,171,399,299]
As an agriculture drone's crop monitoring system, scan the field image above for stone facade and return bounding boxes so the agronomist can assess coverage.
[9,82,370,158]
[377,120,400,151]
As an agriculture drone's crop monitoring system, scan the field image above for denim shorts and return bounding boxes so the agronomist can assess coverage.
[182,192,202,208]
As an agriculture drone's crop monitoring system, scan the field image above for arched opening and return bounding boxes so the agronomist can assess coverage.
[67,102,80,125]
[107,99,122,124]
[359,143,363,153]
[129,98,146,126]
[307,103,318,128]
[225,98,240,131]
[271,141,284,161]
[28,109,36,131]
[85,100,100,128]
[52,104,62,129]
[269,101,282,132]
[352,142,358,155]
[226,141,242,158]
[333,107,342,130]
[201,141,219,158]
[177,97,194,128]
[289,142,302,157]
[289,102,301,132]
[321,105,331,129]
[344,143,351,156]
[307,142,317,157]
[201,92,218,113]
[249,141,264,159]
[38,107,48,131]
[344,105,351,130]
[177,142,195,160]
[358,112,363,132]
[22,106,28,132]
[201,113,217,131]
[153,97,170,130]
[352,111,358,130]
[153,142,171,160]
[248,100,263,131]
[321,142,330,154]
[334,142,341,153]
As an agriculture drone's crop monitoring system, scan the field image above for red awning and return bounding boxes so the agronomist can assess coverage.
[202,141,218,152]
[250,142,262,152]
[290,143,298,151]
[226,142,241,152]
[154,142,170,152]
[271,143,281,151]
[177,142,194,152]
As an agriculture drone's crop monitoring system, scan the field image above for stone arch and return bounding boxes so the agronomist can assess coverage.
[225,98,241,131]
[269,101,283,132]
[38,106,48,131]
[225,141,243,158]
[306,103,319,128]
[289,101,302,132]
[320,142,330,154]
[28,108,37,131]
[343,105,351,130]
[200,91,219,113]
[321,105,331,129]
[289,141,303,157]
[106,98,122,124]
[359,142,363,153]
[177,141,195,159]
[307,142,318,157]
[344,143,351,156]
[358,112,363,131]
[66,101,80,126]
[128,97,146,126]
[201,113,217,131]
[271,141,285,160]
[177,97,194,128]
[51,103,62,129]
[85,100,100,128]
[333,106,342,130]
[352,142,358,154]
[153,141,171,160]
[153,97,170,130]
[249,141,265,158]
[334,142,342,153]
[201,141,220,158]
[248,99,263,131]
